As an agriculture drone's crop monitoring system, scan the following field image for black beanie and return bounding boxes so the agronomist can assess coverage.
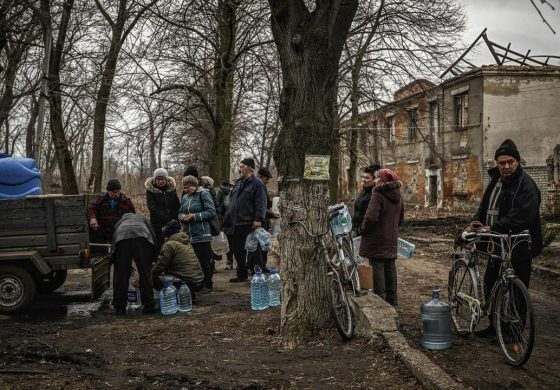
[162,219,181,237]
[183,165,199,178]
[240,157,255,170]
[258,167,272,179]
[495,139,521,161]
[106,179,121,191]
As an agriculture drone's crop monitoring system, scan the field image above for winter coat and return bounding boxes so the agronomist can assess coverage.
[181,177,217,208]
[215,185,230,220]
[152,232,204,284]
[145,177,181,231]
[359,181,404,259]
[353,186,373,234]
[178,187,216,243]
[87,192,136,239]
[225,174,267,227]
[473,166,542,260]
[111,213,157,254]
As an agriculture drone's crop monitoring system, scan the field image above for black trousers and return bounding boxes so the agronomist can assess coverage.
[369,258,398,302]
[225,233,235,265]
[113,238,156,308]
[484,256,532,298]
[232,225,264,279]
[192,241,213,288]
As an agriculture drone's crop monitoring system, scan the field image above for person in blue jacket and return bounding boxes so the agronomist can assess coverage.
[178,175,216,293]
[223,157,267,283]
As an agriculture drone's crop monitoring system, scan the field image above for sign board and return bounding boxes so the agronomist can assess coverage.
[304,155,330,180]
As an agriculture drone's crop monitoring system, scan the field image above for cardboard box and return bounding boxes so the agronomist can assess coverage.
[358,264,373,290]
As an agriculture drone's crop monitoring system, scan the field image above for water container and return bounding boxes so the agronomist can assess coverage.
[177,282,192,312]
[420,289,453,350]
[254,227,272,251]
[329,206,352,236]
[127,278,141,311]
[397,238,416,259]
[269,218,281,236]
[160,280,178,315]
[245,232,259,252]
[211,232,230,256]
[267,267,281,307]
[250,266,269,310]
[0,155,42,199]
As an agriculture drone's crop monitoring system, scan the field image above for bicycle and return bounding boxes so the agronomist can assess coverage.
[288,204,362,340]
[448,229,535,366]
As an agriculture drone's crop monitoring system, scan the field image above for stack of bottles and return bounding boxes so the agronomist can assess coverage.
[250,266,281,310]
[159,280,192,315]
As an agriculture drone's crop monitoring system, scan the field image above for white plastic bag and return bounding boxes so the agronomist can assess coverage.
[211,231,230,255]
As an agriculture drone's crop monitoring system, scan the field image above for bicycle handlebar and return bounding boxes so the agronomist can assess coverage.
[463,229,531,242]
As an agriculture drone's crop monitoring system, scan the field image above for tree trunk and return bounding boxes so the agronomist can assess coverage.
[47,0,79,194]
[208,0,236,182]
[269,0,358,347]
[25,95,39,158]
[347,66,359,201]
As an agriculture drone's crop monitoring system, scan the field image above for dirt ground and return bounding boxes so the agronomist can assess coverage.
[1,215,558,389]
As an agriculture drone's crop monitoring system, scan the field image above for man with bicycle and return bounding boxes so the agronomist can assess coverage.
[467,139,542,338]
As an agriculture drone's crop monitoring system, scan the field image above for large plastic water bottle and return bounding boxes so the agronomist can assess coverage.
[250,266,269,310]
[420,288,453,350]
[267,267,281,307]
[177,282,192,312]
[160,281,178,315]
[127,278,141,311]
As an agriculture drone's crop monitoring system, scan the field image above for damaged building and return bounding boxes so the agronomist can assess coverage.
[340,57,560,215]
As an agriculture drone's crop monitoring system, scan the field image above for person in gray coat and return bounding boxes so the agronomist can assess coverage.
[111,213,159,314]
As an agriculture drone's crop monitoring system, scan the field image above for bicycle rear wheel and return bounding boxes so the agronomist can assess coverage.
[495,277,535,367]
[328,271,354,340]
[448,259,478,335]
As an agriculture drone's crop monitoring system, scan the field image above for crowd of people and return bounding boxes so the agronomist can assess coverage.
[87,157,277,314]
[87,138,542,325]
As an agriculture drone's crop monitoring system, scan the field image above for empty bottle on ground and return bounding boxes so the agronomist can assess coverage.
[177,281,192,312]
[420,288,453,350]
[160,280,178,315]
[267,267,281,307]
[251,266,269,310]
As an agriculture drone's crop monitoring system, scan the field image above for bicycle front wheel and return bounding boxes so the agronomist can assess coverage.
[448,259,478,335]
[328,271,355,340]
[495,277,535,367]
[341,242,361,294]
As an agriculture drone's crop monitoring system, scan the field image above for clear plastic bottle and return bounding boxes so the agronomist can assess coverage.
[160,280,178,315]
[177,282,192,312]
[127,278,141,311]
[250,266,269,310]
[267,267,281,307]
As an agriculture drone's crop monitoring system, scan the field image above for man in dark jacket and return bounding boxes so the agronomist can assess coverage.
[353,163,380,236]
[111,213,158,315]
[225,157,267,282]
[87,179,135,255]
[469,139,542,338]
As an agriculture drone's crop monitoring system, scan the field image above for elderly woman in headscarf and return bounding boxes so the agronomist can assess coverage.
[359,168,404,306]
[145,168,181,254]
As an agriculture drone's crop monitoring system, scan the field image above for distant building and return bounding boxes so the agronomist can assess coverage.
[340,65,560,215]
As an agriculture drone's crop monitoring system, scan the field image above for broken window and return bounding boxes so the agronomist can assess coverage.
[454,93,469,130]
[407,109,417,140]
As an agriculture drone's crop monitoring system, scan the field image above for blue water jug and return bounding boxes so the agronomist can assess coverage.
[0,155,42,199]
[267,267,281,307]
[177,282,192,312]
[251,266,269,310]
[160,281,178,315]
[420,289,453,350]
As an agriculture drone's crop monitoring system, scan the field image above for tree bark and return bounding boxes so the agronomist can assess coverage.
[46,0,79,194]
[269,0,358,347]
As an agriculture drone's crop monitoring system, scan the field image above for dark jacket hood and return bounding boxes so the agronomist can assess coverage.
[145,177,177,193]
[373,181,402,204]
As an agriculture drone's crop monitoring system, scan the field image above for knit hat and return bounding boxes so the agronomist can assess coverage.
[376,168,399,183]
[153,168,168,179]
[221,179,230,187]
[162,219,181,237]
[495,139,521,161]
[182,175,198,187]
[106,179,121,191]
[258,167,272,179]
[183,165,199,178]
[240,157,255,170]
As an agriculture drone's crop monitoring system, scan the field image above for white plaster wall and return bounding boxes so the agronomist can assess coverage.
[482,74,560,166]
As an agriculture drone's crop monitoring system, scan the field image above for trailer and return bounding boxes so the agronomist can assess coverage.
[0,195,110,313]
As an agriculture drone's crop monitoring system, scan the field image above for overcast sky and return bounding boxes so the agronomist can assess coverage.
[459,0,560,66]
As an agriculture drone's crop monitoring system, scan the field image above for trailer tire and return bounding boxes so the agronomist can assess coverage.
[37,269,68,293]
[0,265,37,313]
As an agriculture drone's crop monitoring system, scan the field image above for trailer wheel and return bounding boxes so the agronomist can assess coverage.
[0,265,37,313]
[37,269,68,293]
